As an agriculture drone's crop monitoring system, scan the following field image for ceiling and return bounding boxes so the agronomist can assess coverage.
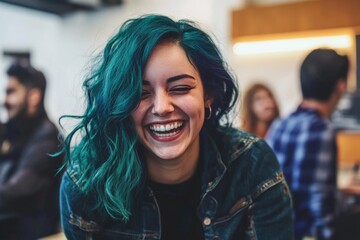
[0,0,123,15]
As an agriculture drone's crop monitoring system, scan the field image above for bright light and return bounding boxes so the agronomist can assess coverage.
[233,35,352,55]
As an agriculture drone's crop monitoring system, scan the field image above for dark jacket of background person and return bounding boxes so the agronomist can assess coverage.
[0,61,63,239]
[61,127,294,239]
[266,48,349,240]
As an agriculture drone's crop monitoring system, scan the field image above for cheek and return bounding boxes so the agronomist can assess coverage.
[184,100,205,117]
[130,106,146,128]
[253,102,264,115]
[269,100,276,108]
[252,101,260,111]
[9,94,21,106]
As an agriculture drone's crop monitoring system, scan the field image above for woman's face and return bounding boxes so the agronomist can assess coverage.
[131,42,211,163]
[252,89,277,122]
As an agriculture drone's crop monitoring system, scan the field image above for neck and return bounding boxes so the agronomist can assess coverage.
[300,99,334,119]
[147,159,198,184]
[146,139,200,184]
[254,121,270,138]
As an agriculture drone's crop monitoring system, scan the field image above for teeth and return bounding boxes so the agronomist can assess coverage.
[149,122,183,133]
[153,131,178,137]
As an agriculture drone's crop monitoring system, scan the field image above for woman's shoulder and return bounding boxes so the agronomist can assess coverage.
[214,127,285,196]
[213,126,281,175]
[63,163,89,190]
[60,165,100,214]
[61,165,82,194]
[213,126,270,158]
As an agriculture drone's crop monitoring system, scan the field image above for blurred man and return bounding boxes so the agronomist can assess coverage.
[266,48,349,240]
[0,61,63,239]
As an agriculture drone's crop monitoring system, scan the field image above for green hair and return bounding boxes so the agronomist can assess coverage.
[61,14,238,221]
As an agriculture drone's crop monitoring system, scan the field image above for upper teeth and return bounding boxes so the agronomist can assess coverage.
[150,122,183,132]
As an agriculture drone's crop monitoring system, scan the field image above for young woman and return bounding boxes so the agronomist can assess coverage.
[241,83,280,138]
[60,15,294,239]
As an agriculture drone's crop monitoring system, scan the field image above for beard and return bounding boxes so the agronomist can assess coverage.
[5,103,29,126]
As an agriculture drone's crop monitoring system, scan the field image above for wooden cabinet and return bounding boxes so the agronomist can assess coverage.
[337,131,360,167]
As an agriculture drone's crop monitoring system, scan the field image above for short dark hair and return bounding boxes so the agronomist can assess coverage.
[300,48,349,101]
[6,61,47,95]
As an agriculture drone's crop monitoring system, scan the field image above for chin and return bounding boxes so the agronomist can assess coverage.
[152,149,184,161]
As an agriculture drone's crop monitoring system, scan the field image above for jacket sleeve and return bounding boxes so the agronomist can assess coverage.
[249,140,295,239]
[0,121,62,212]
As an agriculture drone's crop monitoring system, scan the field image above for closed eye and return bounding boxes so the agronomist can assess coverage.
[141,90,151,99]
[170,86,193,94]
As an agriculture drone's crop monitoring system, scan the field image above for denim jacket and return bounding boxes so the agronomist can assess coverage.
[60,127,294,239]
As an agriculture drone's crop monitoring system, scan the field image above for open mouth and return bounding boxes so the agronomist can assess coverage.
[149,121,184,137]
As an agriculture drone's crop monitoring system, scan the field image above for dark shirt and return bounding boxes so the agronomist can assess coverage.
[149,169,203,240]
[0,112,64,239]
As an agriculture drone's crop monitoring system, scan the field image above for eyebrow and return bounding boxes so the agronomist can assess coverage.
[6,87,14,93]
[143,74,195,85]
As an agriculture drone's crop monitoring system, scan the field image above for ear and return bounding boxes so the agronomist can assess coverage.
[336,79,347,95]
[27,88,42,114]
[205,95,214,108]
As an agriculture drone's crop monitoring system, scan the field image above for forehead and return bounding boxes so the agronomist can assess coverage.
[143,42,200,82]
[254,88,270,96]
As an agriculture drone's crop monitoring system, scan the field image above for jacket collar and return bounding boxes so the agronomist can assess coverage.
[199,129,227,195]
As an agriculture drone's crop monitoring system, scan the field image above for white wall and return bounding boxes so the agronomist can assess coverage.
[0,0,355,130]
[0,3,60,122]
[233,52,304,119]
[0,0,240,130]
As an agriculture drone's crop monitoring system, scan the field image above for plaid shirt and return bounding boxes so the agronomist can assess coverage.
[266,106,337,240]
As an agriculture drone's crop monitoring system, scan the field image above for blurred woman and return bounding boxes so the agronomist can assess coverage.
[241,83,280,138]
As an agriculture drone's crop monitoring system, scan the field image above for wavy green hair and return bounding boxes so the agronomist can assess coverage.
[61,14,238,221]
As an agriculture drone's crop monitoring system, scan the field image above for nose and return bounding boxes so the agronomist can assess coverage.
[151,91,174,116]
[264,97,274,106]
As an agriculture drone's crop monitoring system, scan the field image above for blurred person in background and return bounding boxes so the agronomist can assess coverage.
[266,48,349,240]
[0,61,63,239]
[240,83,280,138]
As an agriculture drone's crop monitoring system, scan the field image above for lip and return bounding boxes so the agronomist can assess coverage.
[263,106,274,111]
[146,120,185,142]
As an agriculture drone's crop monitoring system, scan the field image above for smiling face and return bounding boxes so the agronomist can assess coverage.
[131,41,211,169]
